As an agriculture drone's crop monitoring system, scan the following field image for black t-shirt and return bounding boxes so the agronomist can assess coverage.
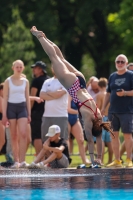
[30,74,49,111]
[50,138,71,163]
[107,70,133,113]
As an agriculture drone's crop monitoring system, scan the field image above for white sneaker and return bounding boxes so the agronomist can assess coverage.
[19,161,29,168]
[34,162,46,169]
[11,162,20,169]
[28,162,37,169]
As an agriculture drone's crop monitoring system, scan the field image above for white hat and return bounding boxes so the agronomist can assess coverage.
[46,125,61,137]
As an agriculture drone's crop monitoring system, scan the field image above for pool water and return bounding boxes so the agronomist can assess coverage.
[1,188,133,200]
[0,168,133,200]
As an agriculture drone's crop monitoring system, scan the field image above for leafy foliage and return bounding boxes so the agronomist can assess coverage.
[1,0,132,81]
[108,0,133,63]
[0,8,35,82]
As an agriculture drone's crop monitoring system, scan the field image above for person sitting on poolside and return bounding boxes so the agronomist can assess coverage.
[29,125,71,168]
[30,26,104,166]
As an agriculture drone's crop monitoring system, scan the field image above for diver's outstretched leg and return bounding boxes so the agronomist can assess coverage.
[31,26,84,78]
[46,38,84,77]
[30,26,77,89]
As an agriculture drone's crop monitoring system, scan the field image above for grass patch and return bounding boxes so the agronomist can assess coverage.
[0,132,125,167]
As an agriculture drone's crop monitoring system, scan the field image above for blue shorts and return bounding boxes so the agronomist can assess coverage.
[108,113,133,134]
[102,116,111,142]
[7,102,28,120]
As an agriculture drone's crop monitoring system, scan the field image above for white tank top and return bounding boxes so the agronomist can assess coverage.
[8,77,26,103]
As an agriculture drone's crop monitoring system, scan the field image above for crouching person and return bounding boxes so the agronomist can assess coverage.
[29,125,71,168]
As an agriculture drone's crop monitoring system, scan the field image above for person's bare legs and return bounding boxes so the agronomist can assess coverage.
[111,131,120,160]
[120,141,126,158]
[27,124,31,151]
[30,26,77,89]
[102,141,113,164]
[30,27,83,77]
[17,118,28,163]
[102,141,105,163]
[83,115,95,164]
[46,38,85,78]
[42,151,62,165]
[18,124,31,154]
[106,142,113,164]
[95,135,102,165]
[33,139,43,156]
[124,133,133,160]
[33,148,48,163]
[9,120,19,163]
[0,121,5,151]
[69,121,91,164]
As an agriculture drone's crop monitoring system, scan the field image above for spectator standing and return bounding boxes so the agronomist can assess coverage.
[86,76,103,165]
[96,78,113,164]
[40,67,68,143]
[0,83,14,166]
[0,83,5,152]
[86,76,99,101]
[2,60,31,168]
[30,61,49,155]
[68,95,91,164]
[127,63,133,71]
[102,54,133,167]
[120,62,133,161]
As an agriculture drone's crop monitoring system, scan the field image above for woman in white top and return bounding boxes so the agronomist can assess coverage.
[2,60,31,168]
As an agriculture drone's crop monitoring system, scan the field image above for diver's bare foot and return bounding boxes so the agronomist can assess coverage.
[30,26,46,39]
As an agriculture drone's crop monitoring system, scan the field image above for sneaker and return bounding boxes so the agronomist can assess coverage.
[1,161,14,168]
[10,162,20,169]
[106,160,123,168]
[35,162,45,169]
[28,162,46,169]
[19,161,29,168]
[124,159,133,168]
[77,164,86,169]
[88,164,101,168]
[28,162,37,169]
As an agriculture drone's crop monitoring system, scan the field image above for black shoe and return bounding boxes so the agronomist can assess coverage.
[0,161,14,168]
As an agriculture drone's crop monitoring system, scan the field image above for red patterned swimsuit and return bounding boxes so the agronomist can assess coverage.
[67,76,98,118]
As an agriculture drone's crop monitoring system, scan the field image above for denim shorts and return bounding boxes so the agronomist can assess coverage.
[102,116,111,142]
[108,113,133,134]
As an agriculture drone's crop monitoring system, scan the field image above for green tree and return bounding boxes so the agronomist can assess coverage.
[108,0,133,63]
[0,0,123,79]
[0,8,35,82]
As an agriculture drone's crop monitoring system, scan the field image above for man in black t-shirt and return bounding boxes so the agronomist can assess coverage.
[102,54,133,168]
[28,125,70,168]
[30,61,49,155]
